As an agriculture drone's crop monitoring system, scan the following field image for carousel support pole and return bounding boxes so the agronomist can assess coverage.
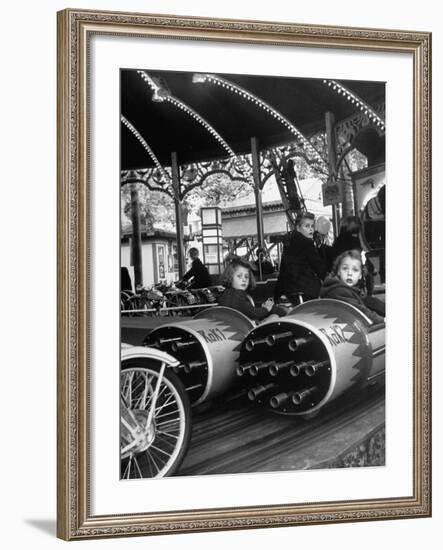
[340,163,355,218]
[325,111,340,237]
[251,137,265,280]
[130,184,143,288]
[341,156,357,219]
[171,152,186,278]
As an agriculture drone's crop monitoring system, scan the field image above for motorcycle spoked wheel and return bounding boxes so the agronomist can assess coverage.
[120,359,192,478]
[175,294,198,316]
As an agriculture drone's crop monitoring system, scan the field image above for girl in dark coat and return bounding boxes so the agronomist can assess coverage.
[274,212,327,303]
[320,250,384,324]
[331,216,376,295]
[219,258,285,321]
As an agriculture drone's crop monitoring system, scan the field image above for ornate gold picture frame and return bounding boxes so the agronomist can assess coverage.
[57,8,431,540]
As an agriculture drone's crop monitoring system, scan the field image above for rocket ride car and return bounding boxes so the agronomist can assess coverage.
[236,298,385,416]
[143,307,255,406]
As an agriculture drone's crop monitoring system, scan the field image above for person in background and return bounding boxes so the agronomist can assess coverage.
[320,249,385,323]
[274,211,327,303]
[219,258,286,321]
[253,246,276,276]
[313,215,333,272]
[182,247,212,289]
[121,266,133,293]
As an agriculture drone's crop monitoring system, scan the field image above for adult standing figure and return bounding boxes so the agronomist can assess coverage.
[274,211,327,303]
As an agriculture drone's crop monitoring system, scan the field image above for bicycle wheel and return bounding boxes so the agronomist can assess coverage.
[120,359,192,478]
[125,295,141,316]
[164,294,181,317]
[175,294,194,316]
[120,290,135,316]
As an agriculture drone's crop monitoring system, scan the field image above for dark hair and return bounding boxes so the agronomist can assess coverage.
[338,215,361,236]
[221,258,256,290]
[188,247,199,256]
[332,249,363,275]
[294,211,315,228]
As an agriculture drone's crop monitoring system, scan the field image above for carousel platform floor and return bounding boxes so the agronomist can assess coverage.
[176,385,385,476]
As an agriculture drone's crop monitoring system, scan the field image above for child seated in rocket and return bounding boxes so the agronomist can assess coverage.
[319,250,385,324]
[218,258,286,321]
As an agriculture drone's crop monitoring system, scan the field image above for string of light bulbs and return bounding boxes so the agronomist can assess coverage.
[323,79,385,131]
[192,73,328,169]
[137,70,235,158]
[120,115,170,182]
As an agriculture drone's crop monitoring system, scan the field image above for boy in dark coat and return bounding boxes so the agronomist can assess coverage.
[275,212,327,303]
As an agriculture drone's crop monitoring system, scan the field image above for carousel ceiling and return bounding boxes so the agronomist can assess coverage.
[120,69,385,171]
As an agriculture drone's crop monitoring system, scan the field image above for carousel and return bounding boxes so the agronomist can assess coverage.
[119,68,386,478]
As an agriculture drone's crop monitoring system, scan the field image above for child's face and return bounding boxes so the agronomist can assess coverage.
[232,266,250,290]
[338,256,362,287]
[296,218,315,239]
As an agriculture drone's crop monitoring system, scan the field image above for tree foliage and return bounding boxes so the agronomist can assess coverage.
[121,183,175,232]
[120,147,328,232]
[121,171,253,232]
[184,172,252,214]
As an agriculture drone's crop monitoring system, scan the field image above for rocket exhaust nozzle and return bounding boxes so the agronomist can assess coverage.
[305,360,330,377]
[156,336,182,346]
[245,337,268,352]
[269,360,294,377]
[288,335,315,352]
[236,363,259,376]
[270,392,293,409]
[292,386,318,405]
[265,331,293,346]
[171,340,197,352]
[183,360,207,374]
[247,383,278,401]
[250,361,276,376]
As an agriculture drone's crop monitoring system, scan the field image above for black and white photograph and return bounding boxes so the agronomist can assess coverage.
[51,4,433,543]
[119,69,386,480]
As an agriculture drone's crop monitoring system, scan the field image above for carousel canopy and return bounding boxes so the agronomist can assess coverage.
[121,69,385,171]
